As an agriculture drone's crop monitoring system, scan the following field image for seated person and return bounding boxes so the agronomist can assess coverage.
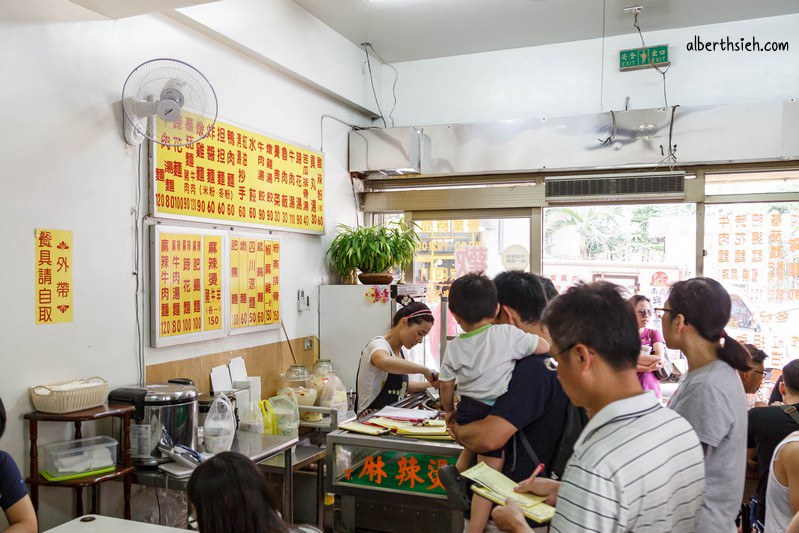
[0,398,37,533]
[187,451,318,533]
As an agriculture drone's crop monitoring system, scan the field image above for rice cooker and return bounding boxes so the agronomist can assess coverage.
[108,381,198,466]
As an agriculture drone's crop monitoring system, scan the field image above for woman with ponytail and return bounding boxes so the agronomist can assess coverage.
[356,295,439,415]
[661,277,749,533]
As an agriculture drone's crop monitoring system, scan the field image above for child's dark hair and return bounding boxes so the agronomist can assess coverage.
[392,295,434,327]
[448,273,498,325]
[0,397,5,439]
[667,277,750,372]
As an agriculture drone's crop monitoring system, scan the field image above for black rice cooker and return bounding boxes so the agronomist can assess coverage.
[109,381,198,466]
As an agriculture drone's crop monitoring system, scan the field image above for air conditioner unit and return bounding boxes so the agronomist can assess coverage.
[349,127,431,176]
[545,171,685,203]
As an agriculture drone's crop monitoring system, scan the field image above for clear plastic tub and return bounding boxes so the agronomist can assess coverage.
[41,436,118,481]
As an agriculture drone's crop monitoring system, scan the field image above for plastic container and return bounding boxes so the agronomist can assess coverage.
[269,394,299,438]
[41,436,117,481]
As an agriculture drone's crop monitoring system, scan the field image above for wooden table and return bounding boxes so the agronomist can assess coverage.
[24,404,135,520]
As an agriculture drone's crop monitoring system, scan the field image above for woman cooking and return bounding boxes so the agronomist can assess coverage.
[356,295,439,415]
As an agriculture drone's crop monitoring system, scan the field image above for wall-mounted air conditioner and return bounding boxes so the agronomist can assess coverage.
[349,127,431,176]
[545,171,685,203]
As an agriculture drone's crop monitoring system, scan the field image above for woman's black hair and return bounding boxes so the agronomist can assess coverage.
[667,277,750,372]
[0,397,6,439]
[629,294,651,306]
[187,451,287,533]
[392,295,434,328]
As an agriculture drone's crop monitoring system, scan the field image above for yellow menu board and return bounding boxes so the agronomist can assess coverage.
[229,235,280,330]
[35,229,73,324]
[153,115,324,234]
[151,226,280,347]
[157,233,204,338]
[204,235,223,331]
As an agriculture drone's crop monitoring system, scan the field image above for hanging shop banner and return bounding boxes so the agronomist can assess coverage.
[152,115,324,235]
[229,234,280,333]
[35,229,72,324]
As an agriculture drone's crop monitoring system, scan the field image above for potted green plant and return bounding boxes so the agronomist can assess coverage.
[325,221,420,285]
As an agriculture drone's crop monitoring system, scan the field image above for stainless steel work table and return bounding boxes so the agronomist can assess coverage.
[131,432,299,522]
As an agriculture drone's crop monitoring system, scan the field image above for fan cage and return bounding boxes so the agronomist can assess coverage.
[122,58,217,147]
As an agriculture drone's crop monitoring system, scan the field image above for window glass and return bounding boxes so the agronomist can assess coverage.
[706,170,799,196]
[542,204,696,300]
[392,217,531,368]
[704,203,799,378]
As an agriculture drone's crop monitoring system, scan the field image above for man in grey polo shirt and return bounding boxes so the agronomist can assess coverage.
[493,282,706,532]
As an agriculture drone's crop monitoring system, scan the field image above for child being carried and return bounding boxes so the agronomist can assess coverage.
[440,273,550,533]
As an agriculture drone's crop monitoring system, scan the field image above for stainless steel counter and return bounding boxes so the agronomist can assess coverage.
[326,393,463,532]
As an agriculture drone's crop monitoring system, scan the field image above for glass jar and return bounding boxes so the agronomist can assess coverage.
[312,359,335,376]
[281,365,316,407]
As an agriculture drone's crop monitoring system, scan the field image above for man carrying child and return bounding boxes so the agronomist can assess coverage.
[439,273,550,533]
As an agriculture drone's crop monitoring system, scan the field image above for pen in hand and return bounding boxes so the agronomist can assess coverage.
[518,463,545,486]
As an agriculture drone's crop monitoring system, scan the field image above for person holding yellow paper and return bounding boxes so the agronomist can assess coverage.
[492,282,706,533]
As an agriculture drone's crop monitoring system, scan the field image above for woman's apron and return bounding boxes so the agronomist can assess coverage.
[357,349,410,416]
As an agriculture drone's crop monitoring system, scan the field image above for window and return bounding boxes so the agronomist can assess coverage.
[704,202,799,369]
[542,204,696,301]
[706,170,799,196]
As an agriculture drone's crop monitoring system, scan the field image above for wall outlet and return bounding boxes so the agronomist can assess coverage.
[297,289,311,311]
[304,337,314,350]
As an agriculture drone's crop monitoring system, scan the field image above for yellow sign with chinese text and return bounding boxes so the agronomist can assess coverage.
[35,229,72,324]
[153,115,324,234]
[158,233,204,337]
[230,236,280,329]
[204,235,223,331]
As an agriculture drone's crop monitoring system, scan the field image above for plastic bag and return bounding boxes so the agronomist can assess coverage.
[269,393,299,438]
[203,394,236,453]
[320,375,348,417]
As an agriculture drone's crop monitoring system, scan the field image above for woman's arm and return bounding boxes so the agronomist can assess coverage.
[369,350,435,382]
[4,494,37,533]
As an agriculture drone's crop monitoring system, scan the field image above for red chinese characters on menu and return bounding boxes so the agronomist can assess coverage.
[154,114,324,233]
[230,237,280,329]
[159,233,203,337]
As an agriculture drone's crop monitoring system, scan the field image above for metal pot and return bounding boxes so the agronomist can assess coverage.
[109,381,198,466]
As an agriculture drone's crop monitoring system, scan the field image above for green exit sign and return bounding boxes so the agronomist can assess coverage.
[619,45,669,71]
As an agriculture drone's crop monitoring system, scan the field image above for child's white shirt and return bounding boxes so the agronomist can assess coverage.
[439,324,539,402]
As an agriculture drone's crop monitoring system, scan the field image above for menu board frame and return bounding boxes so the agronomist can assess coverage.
[149,225,283,348]
[150,116,325,236]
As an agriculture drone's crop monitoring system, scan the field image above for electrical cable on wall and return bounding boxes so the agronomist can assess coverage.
[366,43,399,127]
[599,0,607,111]
[133,141,145,385]
[320,114,365,228]
[633,11,671,108]
[362,43,388,127]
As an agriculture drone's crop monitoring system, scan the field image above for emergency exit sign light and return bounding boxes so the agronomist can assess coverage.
[619,45,669,71]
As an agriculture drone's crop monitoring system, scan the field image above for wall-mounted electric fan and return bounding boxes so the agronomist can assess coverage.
[122,58,217,147]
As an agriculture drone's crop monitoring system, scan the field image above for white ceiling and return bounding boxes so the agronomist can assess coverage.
[290,0,799,63]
